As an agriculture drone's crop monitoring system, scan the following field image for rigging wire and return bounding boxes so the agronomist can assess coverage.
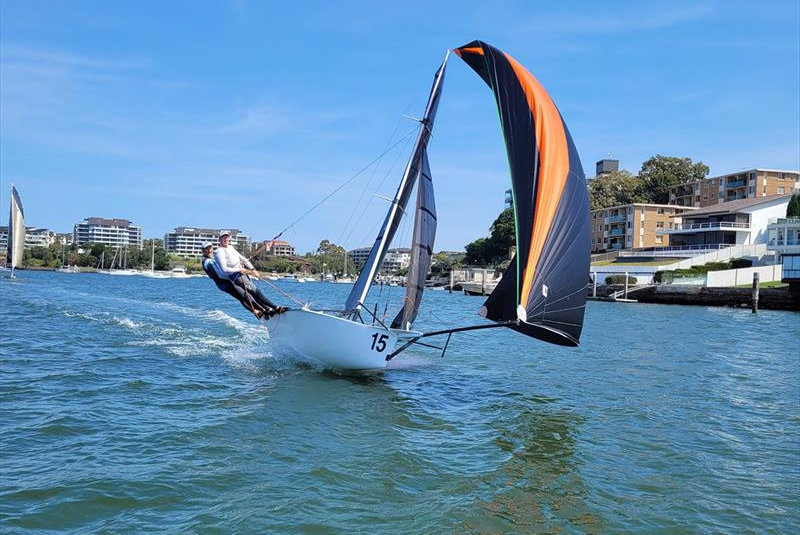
[336,111,408,248]
[266,126,418,244]
[345,133,414,250]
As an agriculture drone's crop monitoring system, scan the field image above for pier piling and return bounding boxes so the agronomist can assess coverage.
[751,272,760,313]
[624,271,629,300]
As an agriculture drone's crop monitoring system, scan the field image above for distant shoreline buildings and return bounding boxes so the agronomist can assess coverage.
[164,227,251,259]
[5,162,798,263]
[590,165,799,255]
[73,217,142,248]
[668,169,799,207]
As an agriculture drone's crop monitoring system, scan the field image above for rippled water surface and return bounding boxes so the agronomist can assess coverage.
[1,271,798,534]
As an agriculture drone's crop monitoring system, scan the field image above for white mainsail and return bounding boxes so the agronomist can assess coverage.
[7,185,25,270]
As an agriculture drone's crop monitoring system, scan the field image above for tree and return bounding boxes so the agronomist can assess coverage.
[464,208,516,266]
[638,155,709,204]
[588,170,645,210]
[306,239,347,274]
[316,239,345,257]
[787,193,800,217]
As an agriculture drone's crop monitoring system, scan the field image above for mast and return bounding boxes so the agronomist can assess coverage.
[344,50,449,313]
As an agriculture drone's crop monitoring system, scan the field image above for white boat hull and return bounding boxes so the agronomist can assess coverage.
[267,308,413,370]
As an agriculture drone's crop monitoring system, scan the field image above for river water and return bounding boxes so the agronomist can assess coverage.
[1,271,798,534]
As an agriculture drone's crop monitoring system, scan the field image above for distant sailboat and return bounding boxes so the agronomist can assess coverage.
[268,41,590,369]
[6,185,26,277]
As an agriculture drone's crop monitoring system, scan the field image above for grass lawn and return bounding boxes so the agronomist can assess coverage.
[734,281,788,288]
[591,259,669,267]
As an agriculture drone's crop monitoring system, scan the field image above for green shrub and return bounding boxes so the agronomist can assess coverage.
[730,258,753,269]
[605,274,638,285]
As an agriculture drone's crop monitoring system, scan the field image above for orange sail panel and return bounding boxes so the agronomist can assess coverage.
[455,40,590,347]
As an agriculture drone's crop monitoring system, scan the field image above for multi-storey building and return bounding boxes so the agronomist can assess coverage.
[164,227,250,258]
[668,169,799,207]
[595,158,619,176]
[73,217,142,248]
[591,203,696,252]
[383,248,411,273]
[768,217,800,256]
[347,247,372,270]
[347,247,411,273]
[659,194,792,247]
[0,226,57,250]
[255,239,295,257]
[25,228,56,248]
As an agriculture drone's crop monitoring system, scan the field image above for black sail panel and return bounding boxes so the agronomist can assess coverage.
[391,151,436,330]
[456,41,589,347]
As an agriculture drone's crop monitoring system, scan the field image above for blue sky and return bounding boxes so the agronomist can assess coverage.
[1,1,798,253]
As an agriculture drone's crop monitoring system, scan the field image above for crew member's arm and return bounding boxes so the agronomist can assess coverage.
[233,247,260,277]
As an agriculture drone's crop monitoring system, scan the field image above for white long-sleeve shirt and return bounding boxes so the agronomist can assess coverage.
[213,244,254,277]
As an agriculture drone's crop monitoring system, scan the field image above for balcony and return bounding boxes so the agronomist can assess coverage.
[725,179,745,188]
[619,244,734,257]
[609,229,626,236]
[605,214,626,223]
[657,221,751,234]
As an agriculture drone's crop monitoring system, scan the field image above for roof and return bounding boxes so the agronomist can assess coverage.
[682,194,792,218]
[591,202,698,213]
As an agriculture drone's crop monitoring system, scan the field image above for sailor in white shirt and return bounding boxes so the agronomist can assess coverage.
[213,230,286,315]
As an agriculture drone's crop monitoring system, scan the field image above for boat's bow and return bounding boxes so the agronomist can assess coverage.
[267,307,413,370]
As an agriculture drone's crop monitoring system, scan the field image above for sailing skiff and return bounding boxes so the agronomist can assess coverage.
[6,185,26,277]
[268,41,590,370]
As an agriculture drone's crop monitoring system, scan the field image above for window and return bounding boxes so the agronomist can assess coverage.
[655,236,663,244]
[778,187,785,194]
[657,207,664,214]
[656,222,665,229]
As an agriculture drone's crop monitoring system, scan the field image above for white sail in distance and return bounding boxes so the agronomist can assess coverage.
[7,185,25,269]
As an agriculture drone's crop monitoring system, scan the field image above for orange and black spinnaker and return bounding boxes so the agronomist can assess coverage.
[455,40,590,347]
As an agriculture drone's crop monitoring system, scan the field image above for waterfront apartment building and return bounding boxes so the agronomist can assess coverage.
[347,247,372,270]
[164,227,251,258]
[255,239,295,257]
[767,217,800,256]
[383,248,411,273]
[591,203,696,252]
[347,247,411,274]
[658,194,791,247]
[668,168,799,207]
[0,226,57,250]
[74,217,142,248]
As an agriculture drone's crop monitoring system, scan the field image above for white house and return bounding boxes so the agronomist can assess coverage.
[657,194,792,247]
